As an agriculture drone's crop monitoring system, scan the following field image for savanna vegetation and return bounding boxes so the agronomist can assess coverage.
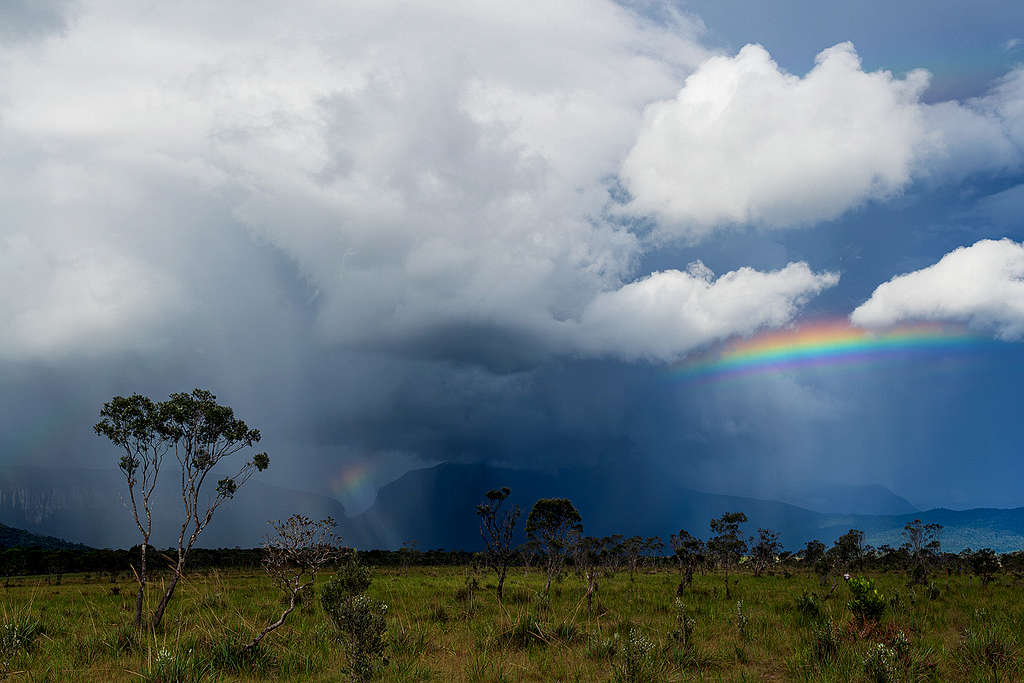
[3,389,1021,681]
[1,538,1023,681]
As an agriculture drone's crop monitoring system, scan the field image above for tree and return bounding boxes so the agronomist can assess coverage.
[707,512,748,599]
[968,548,1000,586]
[571,535,602,615]
[832,528,866,572]
[622,536,644,582]
[643,536,665,571]
[669,529,705,594]
[517,538,541,577]
[600,534,626,576]
[94,394,171,628]
[525,498,582,594]
[902,518,942,585]
[244,515,342,652]
[96,389,269,629]
[750,528,781,577]
[475,487,520,600]
[801,539,825,566]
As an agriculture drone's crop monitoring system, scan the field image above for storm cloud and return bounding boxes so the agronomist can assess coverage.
[2,0,1024,515]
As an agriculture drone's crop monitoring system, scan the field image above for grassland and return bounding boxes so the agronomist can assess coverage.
[0,563,1021,681]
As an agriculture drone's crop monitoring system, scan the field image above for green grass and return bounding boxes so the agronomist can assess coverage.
[0,565,1021,680]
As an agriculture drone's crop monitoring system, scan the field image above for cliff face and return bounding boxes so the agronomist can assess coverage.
[0,482,113,526]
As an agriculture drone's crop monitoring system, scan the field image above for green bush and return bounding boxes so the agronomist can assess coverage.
[795,591,821,618]
[321,553,389,682]
[847,576,886,623]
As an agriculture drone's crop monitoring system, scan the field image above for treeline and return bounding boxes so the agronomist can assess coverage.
[0,545,484,579]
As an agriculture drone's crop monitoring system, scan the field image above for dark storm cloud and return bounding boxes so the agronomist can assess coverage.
[2,0,1024,519]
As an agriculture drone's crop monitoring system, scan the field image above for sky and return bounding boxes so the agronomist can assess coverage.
[1,0,1023,514]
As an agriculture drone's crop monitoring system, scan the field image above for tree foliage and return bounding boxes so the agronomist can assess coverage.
[525,497,582,594]
[708,512,748,599]
[94,388,269,629]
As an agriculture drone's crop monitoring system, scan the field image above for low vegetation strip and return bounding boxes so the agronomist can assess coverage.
[1,563,1022,681]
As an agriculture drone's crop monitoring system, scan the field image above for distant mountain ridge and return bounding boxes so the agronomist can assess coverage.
[0,465,346,549]
[343,463,1024,553]
[3,462,1023,553]
[0,522,86,550]
[769,482,918,516]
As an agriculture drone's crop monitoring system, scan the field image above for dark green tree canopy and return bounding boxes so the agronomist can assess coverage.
[525,497,582,548]
[708,511,748,559]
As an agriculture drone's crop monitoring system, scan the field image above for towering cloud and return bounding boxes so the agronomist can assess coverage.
[851,239,1024,340]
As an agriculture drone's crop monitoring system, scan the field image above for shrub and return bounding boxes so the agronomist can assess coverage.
[428,602,449,624]
[585,632,617,661]
[811,618,841,661]
[671,599,695,650]
[321,553,389,682]
[862,643,898,682]
[796,591,821,618]
[611,627,663,683]
[501,612,546,648]
[0,616,42,656]
[735,600,749,639]
[101,623,138,655]
[847,576,886,623]
[146,646,213,683]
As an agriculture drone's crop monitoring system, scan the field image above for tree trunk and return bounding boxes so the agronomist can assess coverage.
[244,590,298,652]
[724,564,731,599]
[151,568,182,629]
[133,544,147,629]
[497,566,506,600]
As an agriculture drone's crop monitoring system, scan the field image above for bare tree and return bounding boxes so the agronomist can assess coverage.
[643,536,665,571]
[622,536,644,581]
[572,534,602,615]
[903,518,942,584]
[94,394,171,628]
[518,539,541,577]
[244,515,342,652]
[475,487,520,600]
[152,389,269,628]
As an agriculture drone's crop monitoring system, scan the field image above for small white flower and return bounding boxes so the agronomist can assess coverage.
[843,573,851,581]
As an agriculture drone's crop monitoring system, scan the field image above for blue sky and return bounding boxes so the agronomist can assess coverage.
[1,0,1022,513]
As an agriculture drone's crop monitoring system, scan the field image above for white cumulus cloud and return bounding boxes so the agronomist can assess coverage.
[575,261,840,361]
[619,42,930,237]
[851,239,1024,340]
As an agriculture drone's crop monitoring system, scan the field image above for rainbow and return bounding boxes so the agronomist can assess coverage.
[673,319,988,381]
[330,461,373,500]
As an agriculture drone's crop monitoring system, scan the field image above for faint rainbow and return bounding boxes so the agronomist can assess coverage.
[330,461,373,499]
[672,320,988,381]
